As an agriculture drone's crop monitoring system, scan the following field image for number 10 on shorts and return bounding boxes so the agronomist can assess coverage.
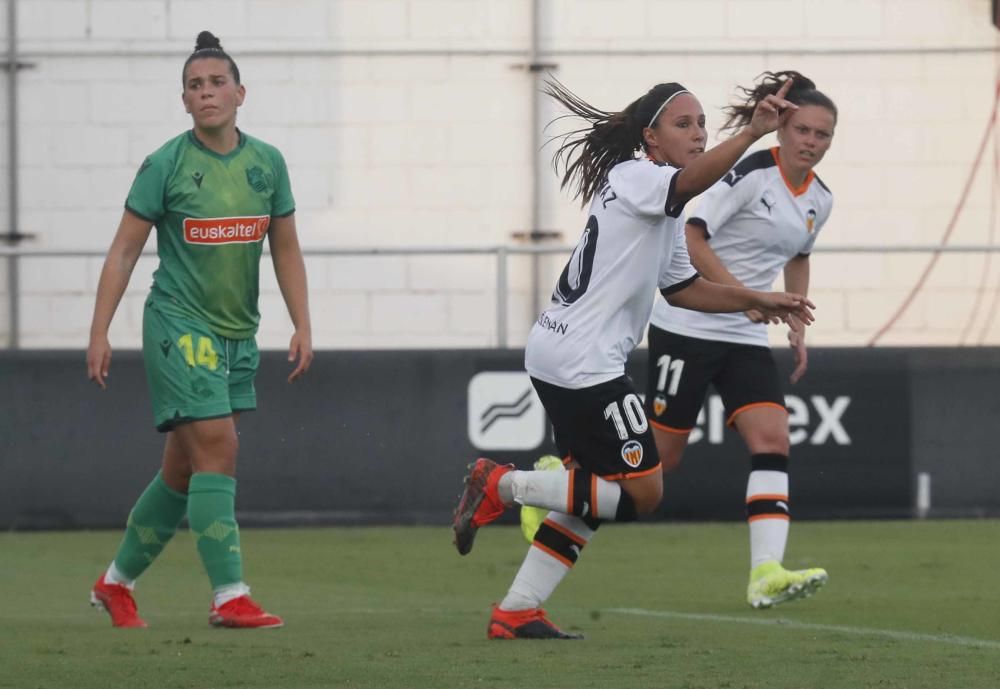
[603,394,648,440]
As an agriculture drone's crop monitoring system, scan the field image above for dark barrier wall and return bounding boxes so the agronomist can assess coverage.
[1,348,998,529]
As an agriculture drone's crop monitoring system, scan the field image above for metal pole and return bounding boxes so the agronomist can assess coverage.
[496,246,508,348]
[528,0,542,321]
[6,0,20,349]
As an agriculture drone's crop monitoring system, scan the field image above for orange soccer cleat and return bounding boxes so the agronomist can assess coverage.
[90,576,148,629]
[487,605,583,640]
[209,595,284,629]
[452,458,514,555]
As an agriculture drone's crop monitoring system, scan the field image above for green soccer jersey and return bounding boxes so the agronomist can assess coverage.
[126,130,295,339]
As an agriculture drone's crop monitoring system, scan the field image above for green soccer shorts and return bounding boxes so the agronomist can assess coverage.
[142,298,259,432]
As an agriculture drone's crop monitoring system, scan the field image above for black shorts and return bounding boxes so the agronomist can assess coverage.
[531,375,660,480]
[644,325,786,433]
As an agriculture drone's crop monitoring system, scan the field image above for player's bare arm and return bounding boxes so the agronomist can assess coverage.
[783,254,811,383]
[664,277,814,325]
[86,210,153,389]
[268,213,313,382]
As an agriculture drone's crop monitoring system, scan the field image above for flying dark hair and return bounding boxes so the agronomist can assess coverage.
[544,78,690,204]
[182,31,241,86]
[720,70,837,133]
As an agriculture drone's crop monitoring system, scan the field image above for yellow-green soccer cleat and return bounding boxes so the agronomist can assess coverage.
[747,561,828,609]
[519,455,566,543]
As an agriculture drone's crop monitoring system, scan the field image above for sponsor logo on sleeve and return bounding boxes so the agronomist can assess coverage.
[183,216,270,245]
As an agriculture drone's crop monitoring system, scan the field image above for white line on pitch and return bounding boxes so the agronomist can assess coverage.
[606,608,1000,651]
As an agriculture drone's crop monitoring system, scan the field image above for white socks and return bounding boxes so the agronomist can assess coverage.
[213,581,251,607]
[498,469,624,520]
[746,469,790,568]
[500,512,596,611]
[103,561,135,590]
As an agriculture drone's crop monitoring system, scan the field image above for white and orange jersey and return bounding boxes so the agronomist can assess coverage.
[526,158,698,389]
[650,147,833,346]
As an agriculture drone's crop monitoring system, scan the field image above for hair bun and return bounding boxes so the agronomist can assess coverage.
[195,31,223,52]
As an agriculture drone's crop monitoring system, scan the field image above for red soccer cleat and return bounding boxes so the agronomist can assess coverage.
[487,605,583,640]
[90,576,148,628]
[209,595,284,629]
[452,458,514,555]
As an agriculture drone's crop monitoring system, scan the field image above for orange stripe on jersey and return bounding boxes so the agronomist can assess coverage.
[747,493,789,503]
[601,463,662,482]
[727,402,787,427]
[748,513,790,523]
[650,419,693,434]
[771,146,815,197]
[531,542,574,568]
[541,518,587,547]
[183,216,270,245]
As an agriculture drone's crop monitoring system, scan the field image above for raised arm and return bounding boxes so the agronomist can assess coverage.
[87,209,154,388]
[673,79,797,205]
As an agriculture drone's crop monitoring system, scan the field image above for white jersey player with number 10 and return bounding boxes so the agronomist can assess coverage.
[452,76,816,641]
[525,158,697,388]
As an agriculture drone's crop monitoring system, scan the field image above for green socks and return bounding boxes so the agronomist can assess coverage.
[187,472,243,589]
[113,472,188,581]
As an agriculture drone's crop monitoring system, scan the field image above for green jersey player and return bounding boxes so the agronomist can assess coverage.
[86,31,313,629]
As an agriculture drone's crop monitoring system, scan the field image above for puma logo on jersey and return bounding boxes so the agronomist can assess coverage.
[724,170,746,187]
[760,197,774,213]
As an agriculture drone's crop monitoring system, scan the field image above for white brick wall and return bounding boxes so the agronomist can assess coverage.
[1,0,998,349]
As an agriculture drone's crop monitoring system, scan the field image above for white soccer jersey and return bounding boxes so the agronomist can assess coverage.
[650,147,833,346]
[526,158,698,389]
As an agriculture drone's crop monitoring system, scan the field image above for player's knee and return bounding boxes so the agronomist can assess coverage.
[631,481,664,515]
[658,445,684,474]
[747,427,788,455]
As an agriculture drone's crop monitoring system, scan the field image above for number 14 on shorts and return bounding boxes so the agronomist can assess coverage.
[177,333,219,370]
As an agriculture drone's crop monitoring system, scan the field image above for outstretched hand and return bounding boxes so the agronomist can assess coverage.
[749,78,798,139]
[751,291,815,327]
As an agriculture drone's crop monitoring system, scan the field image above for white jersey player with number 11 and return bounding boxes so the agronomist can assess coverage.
[453,75,815,640]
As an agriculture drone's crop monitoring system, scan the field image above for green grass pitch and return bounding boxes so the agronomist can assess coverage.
[1,521,998,688]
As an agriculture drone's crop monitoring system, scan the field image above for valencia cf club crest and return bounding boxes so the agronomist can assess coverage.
[621,439,643,468]
[806,209,817,233]
[653,394,667,416]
